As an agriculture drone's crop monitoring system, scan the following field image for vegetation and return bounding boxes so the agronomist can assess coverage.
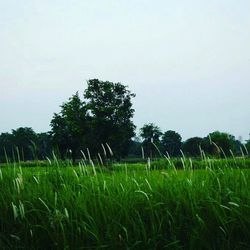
[0,80,249,163]
[0,157,249,249]
[0,79,249,249]
[51,79,136,161]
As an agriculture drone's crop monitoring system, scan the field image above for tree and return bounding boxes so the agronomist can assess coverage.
[11,127,38,161]
[140,123,162,158]
[50,92,89,162]
[84,79,136,158]
[182,137,203,157]
[203,131,237,157]
[50,79,136,161]
[161,130,182,157]
[0,128,53,163]
[0,132,13,162]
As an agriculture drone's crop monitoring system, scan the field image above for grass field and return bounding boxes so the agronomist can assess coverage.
[0,157,249,249]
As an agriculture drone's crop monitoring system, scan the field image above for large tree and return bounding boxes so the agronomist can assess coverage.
[50,79,136,160]
[161,130,182,157]
[84,79,136,158]
[50,92,90,162]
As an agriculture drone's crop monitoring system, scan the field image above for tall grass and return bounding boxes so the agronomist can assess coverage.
[0,157,249,249]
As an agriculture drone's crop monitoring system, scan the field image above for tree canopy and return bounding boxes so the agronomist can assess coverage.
[84,79,136,158]
[161,130,182,156]
[140,123,162,158]
[50,79,136,161]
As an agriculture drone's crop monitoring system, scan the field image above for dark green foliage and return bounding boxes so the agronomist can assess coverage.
[50,92,89,162]
[0,129,52,163]
[50,80,136,160]
[140,123,162,158]
[0,132,13,162]
[161,130,182,156]
[84,79,136,158]
[36,132,52,159]
[127,137,142,158]
[203,131,238,157]
[182,137,203,156]
[11,127,38,160]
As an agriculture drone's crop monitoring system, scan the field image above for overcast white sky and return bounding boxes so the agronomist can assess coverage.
[0,0,250,141]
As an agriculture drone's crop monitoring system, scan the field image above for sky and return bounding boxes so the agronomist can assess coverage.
[0,0,250,141]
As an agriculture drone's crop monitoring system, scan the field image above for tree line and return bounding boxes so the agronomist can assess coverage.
[134,123,249,159]
[0,79,249,163]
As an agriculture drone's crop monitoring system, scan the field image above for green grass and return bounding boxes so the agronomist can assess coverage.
[0,158,249,249]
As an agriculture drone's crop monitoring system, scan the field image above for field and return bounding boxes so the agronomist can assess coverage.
[0,157,249,249]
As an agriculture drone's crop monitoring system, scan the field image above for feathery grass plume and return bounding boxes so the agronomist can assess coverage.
[80,150,87,161]
[64,207,69,219]
[189,158,193,171]
[38,197,51,213]
[19,200,25,219]
[98,153,104,166]
[11,202,18,220]
[46,156,52,165]
[242,144,249,155]
[4,147,10,165]
[141,146,145,159]
[0,167,2,181]
[52,151,59,167]
[146,157,151,174]
[240,146,246,158]
[72,169,79,180]
[220,146,227,159]
[54,192,57,207]
[180,150,186,170]
[101,144,107,157]
[145,178,152,191]
[180,149,186,160]
[151,141,162,157]
[90,159,97,176]
[15,146,21,163]
[119,183,125,192]
[87,148,91,162]
[105,143,113,157]
[33,176,39,184]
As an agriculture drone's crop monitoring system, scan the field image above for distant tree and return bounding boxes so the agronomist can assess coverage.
[84,79,136,158]
[182,137,203,156]
[0,132,13,162]
[50,92,89,162]
[0,128,54,163]
[161,130,182,156]
[140,123,162,158]
[203,131,237,157]
[11,127,38,160]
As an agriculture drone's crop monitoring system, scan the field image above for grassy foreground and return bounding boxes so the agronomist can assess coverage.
[0,159,249,249]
